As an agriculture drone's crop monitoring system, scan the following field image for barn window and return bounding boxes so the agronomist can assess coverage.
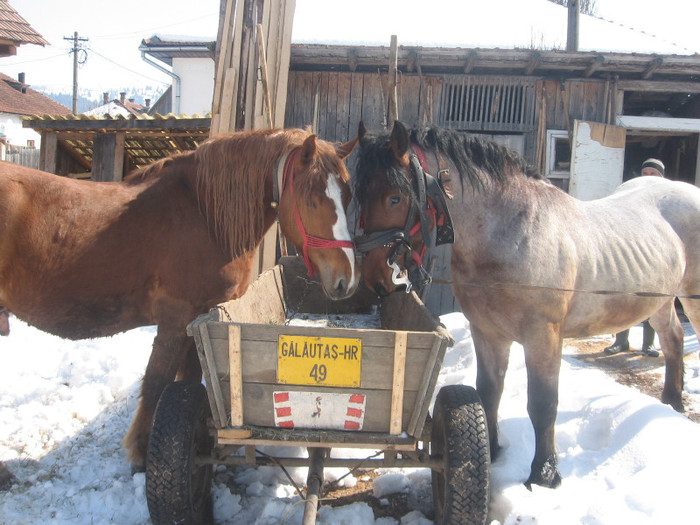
[438,75,537,132]
[545,129,571,190]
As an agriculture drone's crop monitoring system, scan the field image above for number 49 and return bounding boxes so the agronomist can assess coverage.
[309,364,327,382]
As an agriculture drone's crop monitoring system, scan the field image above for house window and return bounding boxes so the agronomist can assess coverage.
[27,139,35,148]
[546,130,571,190]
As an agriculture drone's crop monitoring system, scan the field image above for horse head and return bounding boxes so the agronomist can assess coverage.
[277,133,360,300]
[354,121,451,296]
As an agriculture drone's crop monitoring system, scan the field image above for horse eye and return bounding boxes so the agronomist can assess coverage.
[389,195,401,206]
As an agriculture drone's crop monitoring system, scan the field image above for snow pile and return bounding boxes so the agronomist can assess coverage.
[0,314,698,524]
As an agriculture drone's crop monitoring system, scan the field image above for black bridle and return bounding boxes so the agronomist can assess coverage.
[354,149,454,292]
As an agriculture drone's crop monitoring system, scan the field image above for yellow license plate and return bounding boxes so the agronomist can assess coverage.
[277,335,362,387]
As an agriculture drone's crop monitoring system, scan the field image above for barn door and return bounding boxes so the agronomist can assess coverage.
[569,120,626,200]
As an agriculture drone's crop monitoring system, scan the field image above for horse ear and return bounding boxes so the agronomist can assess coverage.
[336,136,358,160]
[358,121,368,141]
[389,120,410,163]
[300,134,318,165]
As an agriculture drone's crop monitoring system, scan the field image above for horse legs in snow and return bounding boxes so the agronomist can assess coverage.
[122,324,193,471]
[522,331,563,489]
[649,300,686,412]
[471,326,511,460]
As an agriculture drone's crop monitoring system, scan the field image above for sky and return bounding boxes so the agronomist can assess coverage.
[2,0,700,100]
[0,312,699,524]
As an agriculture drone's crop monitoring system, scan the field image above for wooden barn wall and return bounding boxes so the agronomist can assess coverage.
[284,72,609,315]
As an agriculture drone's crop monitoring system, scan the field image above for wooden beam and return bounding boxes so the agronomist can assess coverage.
[525,51,541,75]
[642,57,663,80]
[617,80,700,94]
[463,50,478,74]
[584,55,605,78]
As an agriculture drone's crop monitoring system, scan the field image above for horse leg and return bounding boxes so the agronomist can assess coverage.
[471,325,512,460]
[123,323,191,470]
[522,327,563,489]
[176,338,202,382]
[650,300,687,411]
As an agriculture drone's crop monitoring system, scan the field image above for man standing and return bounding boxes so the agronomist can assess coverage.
[604,158,664,357]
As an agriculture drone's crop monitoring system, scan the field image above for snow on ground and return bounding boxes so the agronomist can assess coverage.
[0,313,699,524]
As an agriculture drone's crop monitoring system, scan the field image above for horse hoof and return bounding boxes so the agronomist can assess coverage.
[526,456,562,489]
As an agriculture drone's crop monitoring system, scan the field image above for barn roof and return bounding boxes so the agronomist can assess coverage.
[0,0,48,49]
[289,44,700,83]
[0,72,70,116]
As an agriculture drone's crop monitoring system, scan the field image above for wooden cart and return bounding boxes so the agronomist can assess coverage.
[145,257,490,525]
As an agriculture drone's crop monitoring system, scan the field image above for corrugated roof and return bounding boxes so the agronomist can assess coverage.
[0,0,48,46]
[0,72,70,116]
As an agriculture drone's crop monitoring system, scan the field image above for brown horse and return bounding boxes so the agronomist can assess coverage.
[353,121,700,489]
[0,128,359,469]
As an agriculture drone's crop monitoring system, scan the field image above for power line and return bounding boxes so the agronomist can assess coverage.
[86,48,170,86]
[90,12,218,41]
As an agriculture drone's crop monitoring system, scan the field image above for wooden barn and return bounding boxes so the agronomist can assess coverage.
[22,22,700,312]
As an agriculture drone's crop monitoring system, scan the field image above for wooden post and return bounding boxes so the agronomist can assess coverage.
[211,0,296,278]
[389,331,408,434]
[92,132,125,182]
[39,131,58,173]
[567,0,579,52]
[388,35,399,125]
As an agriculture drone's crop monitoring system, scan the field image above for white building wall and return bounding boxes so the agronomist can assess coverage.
[0,112,41,149]
[172,57,214,115]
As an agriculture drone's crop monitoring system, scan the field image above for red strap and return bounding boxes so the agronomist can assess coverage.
[284,149,354,277]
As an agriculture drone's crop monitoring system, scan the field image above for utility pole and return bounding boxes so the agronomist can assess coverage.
[566,0,580,51]
[63,32,89,113]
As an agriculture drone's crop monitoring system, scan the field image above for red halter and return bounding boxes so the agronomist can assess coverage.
[283,148,354,277]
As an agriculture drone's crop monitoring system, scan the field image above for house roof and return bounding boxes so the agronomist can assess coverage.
[0,72,70,116]
[0,0,48,48]
[139,34,215,67]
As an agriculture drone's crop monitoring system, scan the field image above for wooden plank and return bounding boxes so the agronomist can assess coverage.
[228,324,244,426]
[216,436,417,451]
[39,131,57,172]
[188,316,225,428]
[218,427,253,439]
[211,338,434,390]
[407,335,448,437]
[198,322,229,427]
[335,73,352,140]
[389,331,407,434]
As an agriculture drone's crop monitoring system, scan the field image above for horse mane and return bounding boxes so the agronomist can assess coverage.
[355,124,545,204]
[194,128,312,259]
[123,153,193,184]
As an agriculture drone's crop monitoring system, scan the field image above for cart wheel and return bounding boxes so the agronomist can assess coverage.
[431,384,490,525]
[146,381,214,525]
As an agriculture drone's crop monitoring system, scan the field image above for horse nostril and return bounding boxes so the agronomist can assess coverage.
[335,276,347,296]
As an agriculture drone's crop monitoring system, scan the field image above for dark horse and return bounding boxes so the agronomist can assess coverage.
[353,121,700,488]
[0,128,359,470]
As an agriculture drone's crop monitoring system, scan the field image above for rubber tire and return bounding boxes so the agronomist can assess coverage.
[146,381,214,525]
[431,384,490,525]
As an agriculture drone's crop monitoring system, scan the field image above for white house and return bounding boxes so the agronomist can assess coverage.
[138,35,215,116]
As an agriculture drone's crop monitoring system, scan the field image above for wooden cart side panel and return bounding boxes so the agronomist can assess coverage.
[407,336,449,437]
[241,383,420,433]
[204,324,437,391]
[193,322,228,428]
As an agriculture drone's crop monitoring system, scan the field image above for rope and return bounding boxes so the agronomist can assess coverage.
[429,278,700,300]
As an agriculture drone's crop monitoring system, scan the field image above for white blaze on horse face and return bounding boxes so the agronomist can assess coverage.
[325,173,357,290]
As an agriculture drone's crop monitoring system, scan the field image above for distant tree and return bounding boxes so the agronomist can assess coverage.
[547,0,597,16]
